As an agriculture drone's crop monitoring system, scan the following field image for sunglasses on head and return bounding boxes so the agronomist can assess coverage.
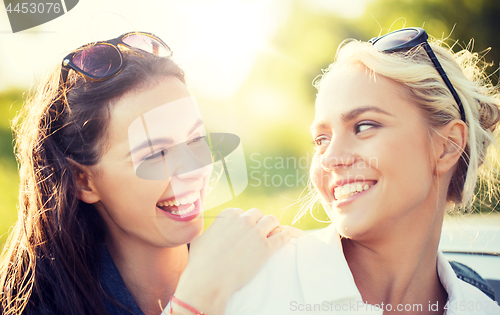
[61,31,172,84]
[369,27,466,123]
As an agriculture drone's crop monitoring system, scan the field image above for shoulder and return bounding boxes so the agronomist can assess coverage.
[448,260,495,301]
[225,239,301,314]
[226,225,364,315]
[445,279,500,315]
[230,225,338,293]
[437,252,499,315]
[229,226,335,297]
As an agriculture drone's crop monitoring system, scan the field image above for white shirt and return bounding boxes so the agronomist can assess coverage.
[225,224,499,315]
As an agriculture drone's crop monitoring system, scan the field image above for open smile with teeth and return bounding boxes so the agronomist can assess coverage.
[156,191,200,215]
[334,182,375,201]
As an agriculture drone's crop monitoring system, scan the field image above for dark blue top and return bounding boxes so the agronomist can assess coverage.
[99,245,145,315]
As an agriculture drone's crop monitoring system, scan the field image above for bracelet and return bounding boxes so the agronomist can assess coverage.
[168,295,207,315]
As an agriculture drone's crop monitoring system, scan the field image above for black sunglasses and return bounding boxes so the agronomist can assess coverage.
[61,31,172,84]
[369,27,466,123]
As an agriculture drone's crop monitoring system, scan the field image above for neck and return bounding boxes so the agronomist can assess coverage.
[342,200,448,314]
[106,236,188,315]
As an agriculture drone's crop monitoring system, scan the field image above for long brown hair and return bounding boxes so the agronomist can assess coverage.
[0,47,185,314]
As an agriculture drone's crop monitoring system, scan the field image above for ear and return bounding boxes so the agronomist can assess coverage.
[434,120,468,175]
[69,159,101,204]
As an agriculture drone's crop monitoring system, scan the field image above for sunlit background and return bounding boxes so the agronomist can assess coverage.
[1,0,500,247]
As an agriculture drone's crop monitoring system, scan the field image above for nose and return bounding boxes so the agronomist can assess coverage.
[320,135,356,172]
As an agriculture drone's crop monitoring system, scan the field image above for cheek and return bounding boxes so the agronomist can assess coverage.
[310,154,329,192]
[100,166,168,210]
[203,163,214,180]
[381,130,434,198]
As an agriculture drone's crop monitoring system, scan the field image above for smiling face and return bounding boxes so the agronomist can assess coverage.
[310,64,441,240]
[87,76,212,248]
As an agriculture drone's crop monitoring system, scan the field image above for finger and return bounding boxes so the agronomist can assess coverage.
[267,226,283,238]
[281,226,307,238]
[255,215,280,236]
[216,207,244,219]
[240,208,264,224]
[267,229,291,251]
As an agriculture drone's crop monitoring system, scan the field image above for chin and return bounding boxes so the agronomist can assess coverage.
[160,217,204,248]
[182,217,204,241]
[332,211,374,240]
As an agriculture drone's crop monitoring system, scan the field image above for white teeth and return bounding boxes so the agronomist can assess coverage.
[179,204,195,215]
[334,182,374,201]
[356,183,363,192]
[342,185,350,195]
[156,191,201,214]
[165,203,195,216]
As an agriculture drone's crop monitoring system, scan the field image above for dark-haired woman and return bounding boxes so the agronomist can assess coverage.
[0,32,290,315]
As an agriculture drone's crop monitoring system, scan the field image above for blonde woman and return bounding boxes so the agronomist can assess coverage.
[226,27,500,314]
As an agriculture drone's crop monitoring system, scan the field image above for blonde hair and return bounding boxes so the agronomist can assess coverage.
[294,35,500,223]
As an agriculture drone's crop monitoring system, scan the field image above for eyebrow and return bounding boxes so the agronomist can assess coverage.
[341,106,393,123]
[310,106,394,132]
[128,118,204,156]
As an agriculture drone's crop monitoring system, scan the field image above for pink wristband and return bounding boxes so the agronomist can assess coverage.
[169,295,207,315]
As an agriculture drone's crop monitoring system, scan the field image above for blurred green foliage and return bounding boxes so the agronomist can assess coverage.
[0,89,23,247]
[362,0,500,79]
[1,0,500,249]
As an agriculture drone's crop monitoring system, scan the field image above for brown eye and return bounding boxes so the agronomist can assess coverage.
[313,136,330,153]
[354,121,379,134]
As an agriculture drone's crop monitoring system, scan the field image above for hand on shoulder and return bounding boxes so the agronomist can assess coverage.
[173,208,291,315]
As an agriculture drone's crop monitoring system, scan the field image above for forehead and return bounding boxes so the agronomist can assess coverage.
[317,64,400,104]
[109,77,191,131]
[127,96,202,147]
[312,64,417,129]
[107,77,205,150]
